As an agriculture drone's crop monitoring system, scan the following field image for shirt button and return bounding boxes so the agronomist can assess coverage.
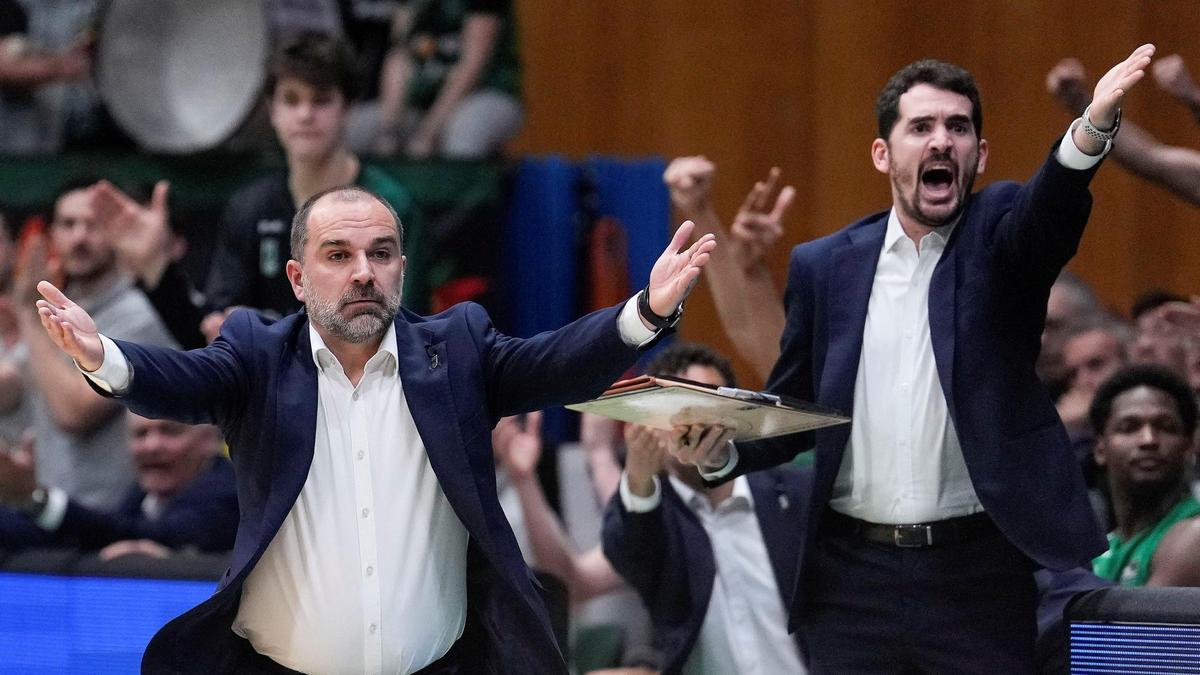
[352,391,360,401]
[361,508,369,518]
[365,566,374,576]
[369,623,377,634]
[357,450,365,460]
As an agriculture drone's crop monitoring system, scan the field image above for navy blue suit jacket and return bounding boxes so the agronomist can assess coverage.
[105,302,639,674]
[726,144,1109,629]
[56,458,237,553]
[602,467,811,675]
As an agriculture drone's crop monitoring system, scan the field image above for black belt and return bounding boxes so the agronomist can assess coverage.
[823,510,996,548]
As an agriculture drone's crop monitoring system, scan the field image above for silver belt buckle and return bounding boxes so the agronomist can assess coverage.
[893,524,934,548]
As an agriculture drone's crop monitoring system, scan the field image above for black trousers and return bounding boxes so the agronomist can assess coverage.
[800,520,1038,674]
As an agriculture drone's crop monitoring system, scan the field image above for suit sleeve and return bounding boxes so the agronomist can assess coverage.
[601,488,705,641]
[989,139,1102,285]
[107,310,252,428]
[471,302,639,420]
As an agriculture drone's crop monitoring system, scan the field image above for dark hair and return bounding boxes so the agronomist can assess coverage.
[291,186,403,261]
[645,342,737,388]
[1131,288,1188,321]
[876,59,983,140]
[1088,364,1198,437]
[266,33,358,102]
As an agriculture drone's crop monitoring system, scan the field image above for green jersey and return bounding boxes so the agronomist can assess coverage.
[1093,495,1200,586]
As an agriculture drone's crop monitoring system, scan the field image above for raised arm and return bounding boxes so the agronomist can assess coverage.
[1047,49,1200,206]
[493,413,624,601]
[13,237,122,434]
[483,221,715,417]
[664,157,791,382]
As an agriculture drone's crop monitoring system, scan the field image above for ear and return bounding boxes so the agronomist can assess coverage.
[976,138,989,175]
[870,138,890,175]
[286,259,305,303]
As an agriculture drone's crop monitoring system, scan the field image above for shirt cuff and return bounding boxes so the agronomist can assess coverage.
[35,487,68,531]
[617,296,656,347]
[619,471,662,513]
[79,335,132,394]
[1056,119,1109,170]
[698,442,739,481]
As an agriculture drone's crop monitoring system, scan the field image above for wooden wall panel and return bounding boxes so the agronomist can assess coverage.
[512,1,1200,387]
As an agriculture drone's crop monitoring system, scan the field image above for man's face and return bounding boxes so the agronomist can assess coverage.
[285,195,405,344]
[1094,385,1194,496]
[268,77,348,162]
[872,83,988,229]
[1064,329,1126,394]
[51,188,115,282]
[129,415,217,498]
[1131,316,1190,374]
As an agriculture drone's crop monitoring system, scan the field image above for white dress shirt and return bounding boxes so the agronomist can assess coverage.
[830,210,979,524]
[620,473,806,675]
[831,129,1107,524]
[82,297,656,673]
[230,324,470,674]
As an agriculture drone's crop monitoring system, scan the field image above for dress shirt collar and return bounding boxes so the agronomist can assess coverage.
[308,321,399,377]
[883,207,959,255]
[669,473,754,514]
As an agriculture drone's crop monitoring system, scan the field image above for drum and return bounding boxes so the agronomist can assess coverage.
[95,0,342,154]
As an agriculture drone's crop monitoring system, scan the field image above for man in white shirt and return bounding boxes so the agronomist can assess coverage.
[670,46,1156,673]
[32,185,715,674]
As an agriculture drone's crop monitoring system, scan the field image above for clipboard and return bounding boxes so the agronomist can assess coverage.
[566,375,850,441]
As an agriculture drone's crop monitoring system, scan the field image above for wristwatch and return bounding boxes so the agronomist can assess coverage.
[1081,104,1121,143]
[637,286,683,348]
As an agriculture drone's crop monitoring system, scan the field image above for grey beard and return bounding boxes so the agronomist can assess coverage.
[304,282,402,343]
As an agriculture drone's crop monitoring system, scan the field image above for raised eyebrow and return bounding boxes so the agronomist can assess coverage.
[318,239,349,250]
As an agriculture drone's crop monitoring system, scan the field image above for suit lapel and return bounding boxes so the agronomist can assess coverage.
[269,323,319,526]
[748,472,801,607]
[819,220,886,452]
[929,220,961,419]
[393,317,492,550]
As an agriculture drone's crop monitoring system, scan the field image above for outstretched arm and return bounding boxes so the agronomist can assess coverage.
[1048,49,1200,206]
[34,281,246,427]
[664,157,790,382]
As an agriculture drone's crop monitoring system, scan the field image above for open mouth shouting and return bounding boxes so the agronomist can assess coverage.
[919,162,957,204]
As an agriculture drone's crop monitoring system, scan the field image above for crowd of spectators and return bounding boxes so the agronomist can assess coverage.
[1,6,1199,675]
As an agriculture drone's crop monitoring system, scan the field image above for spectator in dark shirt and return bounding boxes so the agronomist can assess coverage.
[0,412,237,554]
